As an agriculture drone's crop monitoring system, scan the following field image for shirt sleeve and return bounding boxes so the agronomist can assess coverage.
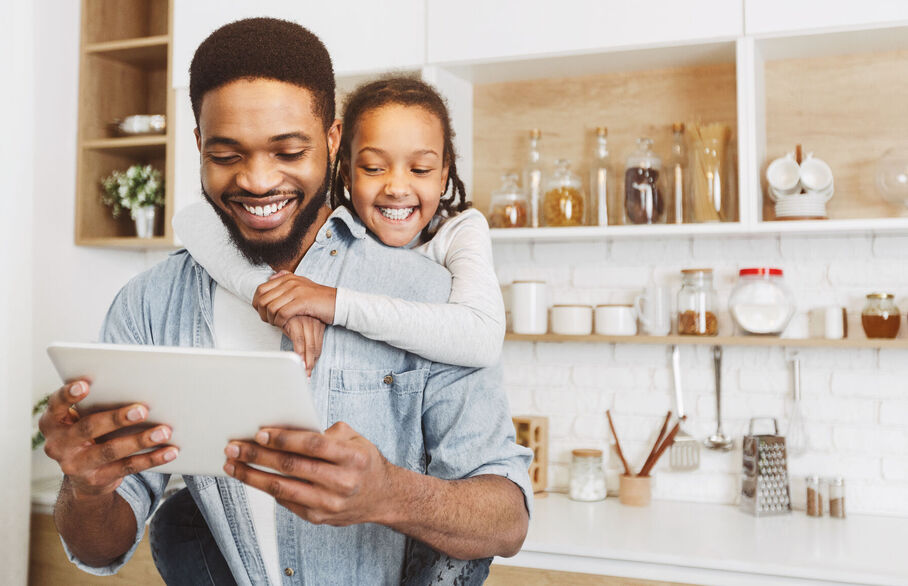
[59,280,171,575]
[172,201,273,303]
[334,210,505,367]
[421,363,534,517]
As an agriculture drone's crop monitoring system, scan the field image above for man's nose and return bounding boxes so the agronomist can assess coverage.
[235,155,282,195]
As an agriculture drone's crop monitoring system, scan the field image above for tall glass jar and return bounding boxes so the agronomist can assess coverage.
[826,477,846,518]
[806,475,822,517]
[487,173,528,228]
[686,122,737,222]
[523,128,545,228]
[590,126,617,226]
[544,158,586,227]
[677,268,718,336]
[667,122,687,224]
[624,137,665,224]
[861,293,900,339]
[569,449,607,501]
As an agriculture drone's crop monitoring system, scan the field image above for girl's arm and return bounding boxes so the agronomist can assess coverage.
[172,201,272,303]
[334,209,505,367]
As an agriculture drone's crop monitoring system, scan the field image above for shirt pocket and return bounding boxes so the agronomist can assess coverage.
[328,368,428,471]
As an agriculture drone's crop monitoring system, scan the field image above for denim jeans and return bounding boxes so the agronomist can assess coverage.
[151,487,492,585]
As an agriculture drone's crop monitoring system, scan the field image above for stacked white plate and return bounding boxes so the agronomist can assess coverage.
[774,190,833,219]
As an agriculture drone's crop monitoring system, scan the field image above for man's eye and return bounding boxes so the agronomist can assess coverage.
[277,151,305,161]
[208,154,239,164]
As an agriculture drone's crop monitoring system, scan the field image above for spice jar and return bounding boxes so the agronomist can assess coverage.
[569,449,607,502]
[487,173,528,228]
[806,475,822,517]
[543,159,585,226]
[728,268,795,335]
[678,268,718,336]
[826,477,846,518]
[861,293,900,339]
[624,137,665,224]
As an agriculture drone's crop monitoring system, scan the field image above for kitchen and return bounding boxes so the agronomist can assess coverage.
[3,1,908,584]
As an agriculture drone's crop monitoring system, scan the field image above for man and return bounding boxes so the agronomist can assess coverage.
[39,18,532,585]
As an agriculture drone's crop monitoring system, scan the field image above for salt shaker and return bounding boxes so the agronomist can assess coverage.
[827,477,846,518]
[569,449,607,502]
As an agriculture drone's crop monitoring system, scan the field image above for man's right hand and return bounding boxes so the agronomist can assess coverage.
[39,380,179,499]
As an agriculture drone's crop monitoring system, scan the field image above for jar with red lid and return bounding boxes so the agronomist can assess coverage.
[728,268,795,335]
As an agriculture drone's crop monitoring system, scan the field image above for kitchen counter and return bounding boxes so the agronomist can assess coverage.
[498,493,908,586]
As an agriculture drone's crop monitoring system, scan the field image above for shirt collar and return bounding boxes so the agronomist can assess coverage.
[326,206,367,240]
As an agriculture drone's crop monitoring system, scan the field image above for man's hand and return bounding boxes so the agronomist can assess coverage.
[39,380,178,499]
[223,422,394,526]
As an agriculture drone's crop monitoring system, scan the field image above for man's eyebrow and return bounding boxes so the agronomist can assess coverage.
[203,136,240,148]
[270,132,312,143]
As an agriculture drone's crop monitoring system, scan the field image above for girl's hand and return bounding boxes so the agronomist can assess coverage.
[253,271,337,326]
[285,316,324,376]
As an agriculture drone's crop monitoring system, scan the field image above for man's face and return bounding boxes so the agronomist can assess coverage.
[195,79,340,268]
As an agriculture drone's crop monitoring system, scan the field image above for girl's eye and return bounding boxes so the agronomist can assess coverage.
[362,166,383,174]
[412,168,433,175]
[277,151,305,161]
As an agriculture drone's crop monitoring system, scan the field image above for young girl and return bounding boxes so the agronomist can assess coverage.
[173,75,504,586]
[174,76,505,373]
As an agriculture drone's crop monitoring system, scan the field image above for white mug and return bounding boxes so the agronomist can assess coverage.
[767,155,801,199]
[551,305,593,335]
[799,156,833,193]
[595,305,637,336]
[634,286,672,336]
[511,281,547,334]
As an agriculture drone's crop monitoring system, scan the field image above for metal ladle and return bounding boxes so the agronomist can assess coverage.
[705,345,734,451]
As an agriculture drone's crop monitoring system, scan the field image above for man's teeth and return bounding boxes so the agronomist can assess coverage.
[242,200,289,217]
[379,207,415,221]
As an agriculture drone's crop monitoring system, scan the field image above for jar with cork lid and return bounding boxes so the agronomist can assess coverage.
[569,449,607,501]
[544,158,586,227]
[677,268,719,336]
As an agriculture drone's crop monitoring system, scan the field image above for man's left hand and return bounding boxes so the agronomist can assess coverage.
[223,422,395,526]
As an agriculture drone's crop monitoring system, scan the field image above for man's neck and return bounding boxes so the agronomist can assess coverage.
[271,206,333,273]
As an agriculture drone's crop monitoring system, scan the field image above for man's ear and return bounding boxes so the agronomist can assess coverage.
[194,127,201,153]
[327,119,342,162]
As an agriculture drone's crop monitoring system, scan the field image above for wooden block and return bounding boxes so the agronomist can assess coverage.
[512,415,548,493]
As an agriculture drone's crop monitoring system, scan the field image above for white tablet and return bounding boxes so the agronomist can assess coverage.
[46,342,322,477]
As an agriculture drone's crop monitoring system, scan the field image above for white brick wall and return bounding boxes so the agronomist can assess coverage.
[496,233,908,517]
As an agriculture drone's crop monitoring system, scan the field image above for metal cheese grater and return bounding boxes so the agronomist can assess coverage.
[740,417,791,516]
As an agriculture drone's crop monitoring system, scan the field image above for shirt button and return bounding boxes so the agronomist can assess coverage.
[383,374,393,384]
[284,567,294,576]
[330,249,338,256]
[325,229,332,238]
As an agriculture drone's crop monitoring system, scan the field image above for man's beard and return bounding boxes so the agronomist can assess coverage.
[200,161,331,268]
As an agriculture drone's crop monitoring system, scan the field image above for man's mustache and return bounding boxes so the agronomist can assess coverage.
[221,189,303,203]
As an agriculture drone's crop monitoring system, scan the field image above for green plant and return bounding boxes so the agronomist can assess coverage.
[100,164,164,219]
[32,394,49,450]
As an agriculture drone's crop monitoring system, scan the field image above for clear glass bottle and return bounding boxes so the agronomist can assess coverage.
[589,126,617,226]
[687,123,736,222]
[677,268,718,336]
[667,123,687,224]
[487,173,528,228]
[569,449,607,501]
[806,475,822,517]
[543,158,586,227]
[523,128,544,228]
[827,477,846,518]
[861,293,901,339]
[624,137,666,224]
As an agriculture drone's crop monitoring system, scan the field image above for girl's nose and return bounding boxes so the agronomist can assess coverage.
[235,155,282,195]
[384,169,409,198]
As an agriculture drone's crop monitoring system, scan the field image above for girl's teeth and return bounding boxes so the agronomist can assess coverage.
[379,207,415,220]
[243,200,288,217]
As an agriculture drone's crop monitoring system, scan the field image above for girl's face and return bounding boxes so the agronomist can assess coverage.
[346,104,449,247]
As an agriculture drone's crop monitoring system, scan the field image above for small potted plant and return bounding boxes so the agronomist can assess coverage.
[100,164,164,238]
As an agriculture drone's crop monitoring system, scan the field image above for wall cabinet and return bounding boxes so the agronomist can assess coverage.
[744,0,908,36]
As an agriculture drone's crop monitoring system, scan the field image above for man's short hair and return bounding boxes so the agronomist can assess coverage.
[189,17,335,129]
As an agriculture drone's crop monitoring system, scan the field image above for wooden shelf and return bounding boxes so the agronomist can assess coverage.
[74,236,177,250]
[85,35,168,68]
[505,332,908,349]
[84,135,167,149]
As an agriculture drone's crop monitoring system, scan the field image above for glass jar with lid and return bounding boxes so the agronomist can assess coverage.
[624,137,666,224]
[487,172,528,228]
[728,268,795,335]
[569,449,607,501]
[861,293,900,338]
[678,268,718,336]
[543,158,586,227]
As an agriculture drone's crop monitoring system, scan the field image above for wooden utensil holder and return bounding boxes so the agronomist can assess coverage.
[512,415,548,493]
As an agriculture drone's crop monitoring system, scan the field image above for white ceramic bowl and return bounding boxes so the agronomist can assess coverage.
[551,305,593,335]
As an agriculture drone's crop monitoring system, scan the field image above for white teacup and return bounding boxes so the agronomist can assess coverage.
[767,155,801,199]
[595,305,637,336]
[799,156,833,193]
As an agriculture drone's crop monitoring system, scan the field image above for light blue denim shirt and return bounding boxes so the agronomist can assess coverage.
[63,207,533,585]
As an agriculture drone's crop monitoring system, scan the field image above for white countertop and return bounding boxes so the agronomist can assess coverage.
[498,493,908,586]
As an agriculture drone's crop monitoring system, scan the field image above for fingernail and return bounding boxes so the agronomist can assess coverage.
[225,444,239,458]
[69,382,86,398]
[256,431,269,444]
[224,462,235,475]
[127,406,146,421]
[163,448,178,462]
[151,427,169,442]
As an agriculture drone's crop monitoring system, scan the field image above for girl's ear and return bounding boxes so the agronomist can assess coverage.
[441,164,450,193]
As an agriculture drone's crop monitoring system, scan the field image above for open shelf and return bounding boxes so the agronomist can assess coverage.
[505,332,908,350]
[85,36,168,68]
[83,0,169,44]
[83,136,167,151]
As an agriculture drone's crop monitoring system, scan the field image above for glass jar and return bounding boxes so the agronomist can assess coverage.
[861,293,900,339]
[523,128,544,227]
[806,475,822,517]
[487,173,528,228]
[826,477,846,518]
[686,122,737,222]
[543,158,586,227]
[624,137,665,224]
[569,449,607,501]
[677,268,718,336]
[728,268,795,335]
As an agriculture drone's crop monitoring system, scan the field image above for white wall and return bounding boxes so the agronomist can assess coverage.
[1,3,35,584]
[496,235,908,516]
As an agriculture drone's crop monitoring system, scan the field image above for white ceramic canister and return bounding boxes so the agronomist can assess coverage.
[511,281,547,334]
[595,304,637,336]
[551,305,593,335]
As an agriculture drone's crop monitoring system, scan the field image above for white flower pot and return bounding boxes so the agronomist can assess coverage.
[133,206,157,238]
